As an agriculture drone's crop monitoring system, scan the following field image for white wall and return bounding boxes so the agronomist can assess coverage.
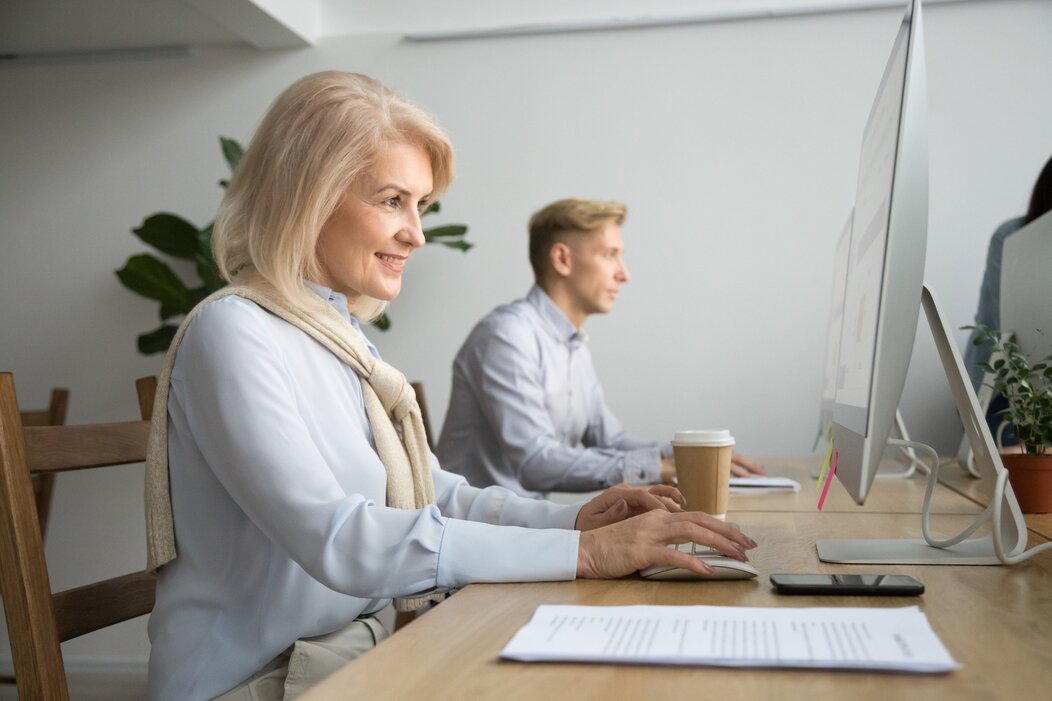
[1,0,1050,667]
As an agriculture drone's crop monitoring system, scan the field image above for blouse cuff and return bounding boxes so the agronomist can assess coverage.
[436,518,579,589]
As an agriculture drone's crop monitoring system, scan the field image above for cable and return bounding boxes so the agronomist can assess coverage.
[991,469,1052,564]
[889,439,994,548]
[889,438,1052,564]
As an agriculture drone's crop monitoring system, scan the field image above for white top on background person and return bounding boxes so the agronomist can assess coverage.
[438,199,763,499]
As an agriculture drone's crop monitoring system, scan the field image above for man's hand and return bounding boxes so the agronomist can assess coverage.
[575,484,685,531]
[731,452,766,477]
[660,456,676,484]
[577,510,758,579]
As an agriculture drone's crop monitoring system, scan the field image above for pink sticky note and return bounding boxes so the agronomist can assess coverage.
[817,451,838,511]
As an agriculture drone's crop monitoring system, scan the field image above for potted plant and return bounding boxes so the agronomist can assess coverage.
[116,137,472,354]
[967,324,1052,512]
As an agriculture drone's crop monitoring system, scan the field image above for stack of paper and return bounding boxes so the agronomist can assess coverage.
[729,476,801,494]
[500,605,958,673]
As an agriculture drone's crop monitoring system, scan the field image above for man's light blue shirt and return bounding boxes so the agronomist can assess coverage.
[438,285,666,499]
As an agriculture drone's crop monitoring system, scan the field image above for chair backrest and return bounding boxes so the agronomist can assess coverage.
[0,373,157,701]
[18,387,70,537]
[410,381,435,451]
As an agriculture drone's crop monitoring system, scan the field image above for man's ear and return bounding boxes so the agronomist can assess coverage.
[550,242,573,278]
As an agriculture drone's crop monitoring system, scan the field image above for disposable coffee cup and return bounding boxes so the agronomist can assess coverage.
[672,429,735,520]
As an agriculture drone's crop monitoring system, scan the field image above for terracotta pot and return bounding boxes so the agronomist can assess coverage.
[1002,453,1052,513]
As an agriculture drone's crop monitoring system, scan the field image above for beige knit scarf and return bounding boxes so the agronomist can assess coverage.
[144,281,437,611]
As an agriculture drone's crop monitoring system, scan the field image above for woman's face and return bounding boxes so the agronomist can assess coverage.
[315,141,433,309]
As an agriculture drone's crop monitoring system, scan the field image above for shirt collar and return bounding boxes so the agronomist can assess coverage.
[303,280,380,358]
[526,285,588,346]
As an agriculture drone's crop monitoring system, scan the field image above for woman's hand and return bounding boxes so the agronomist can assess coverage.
[575,485,686,532]
[576,510,757,579]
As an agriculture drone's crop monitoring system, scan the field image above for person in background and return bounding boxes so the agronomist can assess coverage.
[143,73,756,701]
[437,198,763,500]
[963,153,1052,442]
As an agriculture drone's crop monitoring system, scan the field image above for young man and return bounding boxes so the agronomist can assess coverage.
[437,198,762,499]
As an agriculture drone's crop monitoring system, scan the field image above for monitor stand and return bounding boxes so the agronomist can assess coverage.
[955,369,994,477]
[817,284,1028,566]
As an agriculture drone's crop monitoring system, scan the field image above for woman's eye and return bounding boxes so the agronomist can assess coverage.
[417,201,430,214]
[384,196,400,208]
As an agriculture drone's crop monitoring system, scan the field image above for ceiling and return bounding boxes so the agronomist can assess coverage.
[0,0,318,60]
[1,0,987,63]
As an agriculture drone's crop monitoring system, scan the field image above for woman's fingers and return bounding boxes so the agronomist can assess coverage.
[647,484,686,505]
[577,509,760,579]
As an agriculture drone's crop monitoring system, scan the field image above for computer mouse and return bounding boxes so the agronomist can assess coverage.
[639,556,759,581]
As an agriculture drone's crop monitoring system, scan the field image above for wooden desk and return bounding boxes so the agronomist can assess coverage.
[554,457,984,516]
[301,496,1052,700]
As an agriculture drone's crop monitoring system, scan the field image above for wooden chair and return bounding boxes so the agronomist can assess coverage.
[18,387,70,539]
[0,373,157,700]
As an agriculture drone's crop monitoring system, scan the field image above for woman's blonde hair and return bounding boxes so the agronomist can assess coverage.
[213,71,455,320]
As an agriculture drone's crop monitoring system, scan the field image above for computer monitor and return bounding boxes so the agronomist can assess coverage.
[817,211,853,432]
[818,0,1030,565]
[1000,209,1052,363]
[957,208,1052,471]
[830,0,928,505]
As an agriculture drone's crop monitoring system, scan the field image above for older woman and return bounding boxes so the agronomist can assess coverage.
[144,71,756,701]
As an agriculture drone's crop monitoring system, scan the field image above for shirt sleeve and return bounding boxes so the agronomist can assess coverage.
[583,383,664,484]
[430,453,584,529]
[171,298,578,600]
[473,319,660,492]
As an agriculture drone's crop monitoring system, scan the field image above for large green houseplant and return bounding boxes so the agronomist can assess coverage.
[116,137,471,354]
[967,324,1052,512]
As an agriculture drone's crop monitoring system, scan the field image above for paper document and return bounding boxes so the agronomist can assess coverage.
[500,605,958,673]
[729,476,801,493]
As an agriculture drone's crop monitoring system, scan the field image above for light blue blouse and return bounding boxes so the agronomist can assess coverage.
[437,285,666,500]
[147,286,582,701]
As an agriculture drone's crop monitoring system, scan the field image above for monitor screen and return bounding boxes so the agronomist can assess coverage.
[818,211,853,428]
[831,0,928,504]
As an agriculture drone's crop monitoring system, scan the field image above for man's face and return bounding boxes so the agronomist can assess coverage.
[564,221,630,318]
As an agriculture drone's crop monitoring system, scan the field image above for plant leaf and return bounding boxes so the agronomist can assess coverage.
[372,312,391,331]
[423,201,440,216]
[138,324,179,355]
[197,222,215,260]
[424,224,468,240]
[195,253,226,292]
[221,137,244,171]
[159,300,189,320]
[133,213,200,260]
[115,254,193,306]
[436,239,474,252]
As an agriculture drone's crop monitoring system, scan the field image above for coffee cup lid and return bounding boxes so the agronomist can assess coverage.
[673,429,735,447]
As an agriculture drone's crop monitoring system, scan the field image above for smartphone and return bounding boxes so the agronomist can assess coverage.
[769,573,924,596]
